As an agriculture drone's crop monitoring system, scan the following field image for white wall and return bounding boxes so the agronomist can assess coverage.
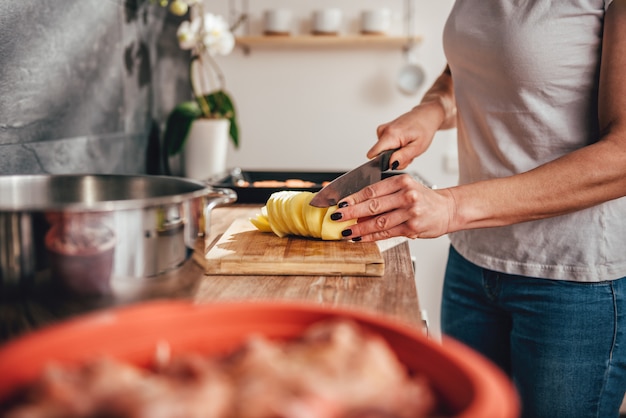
[208,0,456,337]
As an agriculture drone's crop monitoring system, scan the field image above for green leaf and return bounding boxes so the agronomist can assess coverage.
[200,90,240,149]
[163,101,202,156]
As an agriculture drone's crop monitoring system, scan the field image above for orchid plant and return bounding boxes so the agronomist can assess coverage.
[155,0,240,157]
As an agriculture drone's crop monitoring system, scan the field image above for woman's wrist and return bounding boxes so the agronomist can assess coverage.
[420,94,456,130]
[418,70,457,130]
[414,98,449,132]
[435,187,460,234]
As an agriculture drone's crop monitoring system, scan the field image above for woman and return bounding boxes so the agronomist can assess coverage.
[331,1,626,417]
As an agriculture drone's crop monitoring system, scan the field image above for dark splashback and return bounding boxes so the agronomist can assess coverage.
[0,0,189,175]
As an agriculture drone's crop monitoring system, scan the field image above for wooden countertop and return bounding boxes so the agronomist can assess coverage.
[188,205,423,329]
[0,205,423,342]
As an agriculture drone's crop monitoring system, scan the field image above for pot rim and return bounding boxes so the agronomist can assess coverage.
[0,174,222,212]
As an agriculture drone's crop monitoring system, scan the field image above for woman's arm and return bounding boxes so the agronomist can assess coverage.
[419,65,456,130]
[335,2,626,241]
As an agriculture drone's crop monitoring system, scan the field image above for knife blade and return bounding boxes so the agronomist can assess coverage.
[309,149,396,208]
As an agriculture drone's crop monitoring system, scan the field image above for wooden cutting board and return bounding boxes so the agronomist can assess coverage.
[201,218,384,276]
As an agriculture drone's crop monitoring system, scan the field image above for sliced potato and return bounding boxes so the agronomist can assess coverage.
[303,199,327,239]
[249,213,272,233]
[288,191,313,236]
[277,191,299,235]
[250,191,356,240]
[265,193,289,237]
[299,192,316,237]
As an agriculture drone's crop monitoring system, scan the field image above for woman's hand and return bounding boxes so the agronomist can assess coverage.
[367,104,441,171]
[331,174,457,242]
[368,66,456,170]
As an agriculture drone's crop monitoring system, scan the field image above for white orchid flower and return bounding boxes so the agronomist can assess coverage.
[200,13,235,56]
[177,12,234,55]
[176,18,201,50]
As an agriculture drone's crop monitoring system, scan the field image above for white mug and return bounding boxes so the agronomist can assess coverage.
[361,9,392,34]
[312,9,342,34]
[264,9,293,35]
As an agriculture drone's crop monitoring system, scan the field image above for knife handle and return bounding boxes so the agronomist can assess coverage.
[379,148,399,171]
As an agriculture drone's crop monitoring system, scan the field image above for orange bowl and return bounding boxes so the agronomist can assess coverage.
[0,300,519,417]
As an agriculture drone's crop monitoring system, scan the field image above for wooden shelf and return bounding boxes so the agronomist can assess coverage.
[236,35,421,52]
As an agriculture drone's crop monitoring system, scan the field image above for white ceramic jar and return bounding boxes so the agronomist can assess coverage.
[263,9,293,35]
[312,9,343,35]
[361,9,392,34]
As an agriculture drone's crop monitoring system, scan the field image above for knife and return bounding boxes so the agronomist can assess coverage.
[309,149,397,208]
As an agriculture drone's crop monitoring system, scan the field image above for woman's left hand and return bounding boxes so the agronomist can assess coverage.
[332,174,456,242]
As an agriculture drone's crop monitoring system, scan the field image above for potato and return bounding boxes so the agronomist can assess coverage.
[250,191,356,240]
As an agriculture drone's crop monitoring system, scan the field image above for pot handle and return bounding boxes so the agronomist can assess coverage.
[203,187,238,236]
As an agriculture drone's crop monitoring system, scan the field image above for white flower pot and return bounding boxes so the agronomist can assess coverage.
[183,119,230,181]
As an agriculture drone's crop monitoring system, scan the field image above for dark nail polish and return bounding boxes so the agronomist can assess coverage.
[330,212,342,221]
[338,201,348,208]
[352,236,362,242]
[391,160,400,170]
[341,229,352,237]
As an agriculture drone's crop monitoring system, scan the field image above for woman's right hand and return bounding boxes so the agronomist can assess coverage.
[368,101,447,170]
[368,65,456,170]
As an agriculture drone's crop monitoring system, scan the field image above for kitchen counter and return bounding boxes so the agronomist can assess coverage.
[0,204,423,342]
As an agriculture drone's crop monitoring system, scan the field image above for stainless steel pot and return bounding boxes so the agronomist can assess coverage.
[0,174,236,297]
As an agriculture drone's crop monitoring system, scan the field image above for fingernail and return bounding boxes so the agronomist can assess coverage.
[338,201,348,208]
[391,160,400,170]
[352,236,362,242]
[330,212,342,221]
[341,229,352,237]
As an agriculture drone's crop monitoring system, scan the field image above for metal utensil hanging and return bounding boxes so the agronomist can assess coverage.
[227,0,249,32]
[396,0,425,95]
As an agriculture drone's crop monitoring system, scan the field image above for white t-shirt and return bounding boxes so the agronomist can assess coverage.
[444,0,625,282]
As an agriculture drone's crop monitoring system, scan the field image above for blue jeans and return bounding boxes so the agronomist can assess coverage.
[441,245,626,418]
